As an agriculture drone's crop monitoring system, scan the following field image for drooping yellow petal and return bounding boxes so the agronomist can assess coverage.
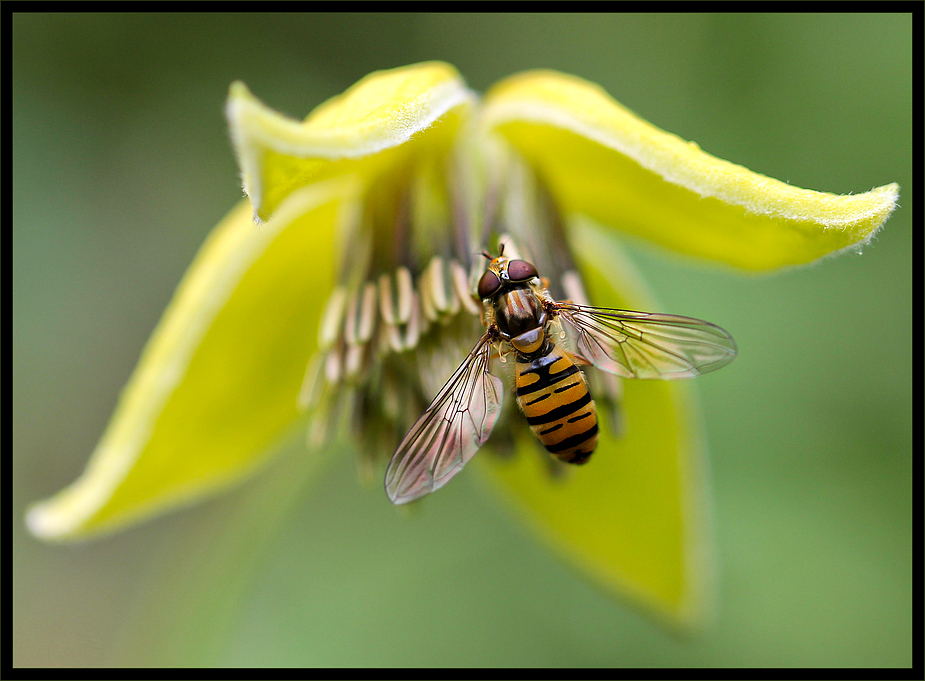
[27,181,346,540]
[482,70,898,271]
[476,219,713,628]
[227,61,474,223]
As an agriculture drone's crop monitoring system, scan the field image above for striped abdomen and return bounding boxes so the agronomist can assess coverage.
[514,342,598,464]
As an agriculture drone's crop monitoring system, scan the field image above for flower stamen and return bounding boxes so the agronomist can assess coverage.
[303,139,613,471]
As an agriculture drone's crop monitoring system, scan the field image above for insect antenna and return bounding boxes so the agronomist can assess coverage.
[478,240,507,260]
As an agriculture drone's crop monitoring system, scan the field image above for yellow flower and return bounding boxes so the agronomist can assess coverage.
[26,62,897,627]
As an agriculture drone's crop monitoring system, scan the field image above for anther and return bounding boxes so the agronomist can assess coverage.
[402,293,422,349]
[395,267,414,324]
[378,273,395,325]
[379,267,414,326]
[319,287,347,350]
[344,289,360,345]
[451,260,480,315]
[344,343,365,380]
[325,341,343,384]
[355,282,377,344]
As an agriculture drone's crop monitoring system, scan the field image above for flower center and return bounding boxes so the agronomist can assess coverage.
[300,134,618,475]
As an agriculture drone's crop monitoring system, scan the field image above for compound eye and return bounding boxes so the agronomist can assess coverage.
[477,270,502,299]
[507,259,539,281]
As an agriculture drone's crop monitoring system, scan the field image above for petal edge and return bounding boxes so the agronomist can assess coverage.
[227,62,474,222]
[27,182,345,540]
[483,70,898,270]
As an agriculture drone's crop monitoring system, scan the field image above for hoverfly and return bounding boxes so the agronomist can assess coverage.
[385,246,736,504]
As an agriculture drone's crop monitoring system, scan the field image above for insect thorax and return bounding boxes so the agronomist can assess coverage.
[493,286,546,338]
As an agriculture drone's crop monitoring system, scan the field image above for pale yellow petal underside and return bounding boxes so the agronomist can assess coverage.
[27,182,345,540]
[227,61,474,223]
[483,70,898,271]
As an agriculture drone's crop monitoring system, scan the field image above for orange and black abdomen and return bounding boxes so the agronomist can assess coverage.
[515,342,598,464]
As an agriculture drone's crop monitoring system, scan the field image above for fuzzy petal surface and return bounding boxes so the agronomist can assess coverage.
[482,70,898,271]
[27,183,344,540]
[227,62,474,222]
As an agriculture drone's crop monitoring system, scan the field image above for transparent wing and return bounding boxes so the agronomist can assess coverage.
[556,303,737,379]
[385,331,504,504]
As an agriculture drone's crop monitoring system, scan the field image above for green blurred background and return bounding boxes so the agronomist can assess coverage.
[13,13,911,667]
